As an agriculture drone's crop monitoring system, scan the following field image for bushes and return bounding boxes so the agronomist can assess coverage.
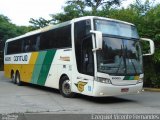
[143,57,160,88]
[0,64,3,71]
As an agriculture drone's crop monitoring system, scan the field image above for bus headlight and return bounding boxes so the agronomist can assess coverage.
[137,78,143,84]
[96,77,111,84]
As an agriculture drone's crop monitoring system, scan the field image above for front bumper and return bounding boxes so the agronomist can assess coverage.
[92,81,143,97]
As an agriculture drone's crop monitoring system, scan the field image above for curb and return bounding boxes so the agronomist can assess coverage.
[144,88,160,92]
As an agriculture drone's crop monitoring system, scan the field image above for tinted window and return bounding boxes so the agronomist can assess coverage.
[74,20,94,76]
[23,35,39,52]
[7,40,22,54]
[6,35,40,54]
[40,25,71,50]
[94,19,139,39]
[6,25,71,54]
[97,37,143,75]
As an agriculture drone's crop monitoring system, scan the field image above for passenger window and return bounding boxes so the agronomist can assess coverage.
[7,40,22,54]
[40,25,71,50]
[23,35,40,52]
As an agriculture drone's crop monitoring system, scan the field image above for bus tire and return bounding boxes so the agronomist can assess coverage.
[15,72,23,86]
[59,76,75,98]
[11,72,16,84]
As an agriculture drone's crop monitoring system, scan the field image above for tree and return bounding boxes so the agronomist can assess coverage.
[66,0,122,14]
[29,0,125,27]
[29,17,53,29]
[52,0,124,23]
[0,14,32,70]
[0,15,32,41]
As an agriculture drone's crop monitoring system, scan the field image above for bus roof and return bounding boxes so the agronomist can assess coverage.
[6,16,135,43]
[72,16,134,26]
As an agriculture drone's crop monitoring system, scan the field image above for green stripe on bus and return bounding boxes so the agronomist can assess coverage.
[37,50,56,86]
[31,51,47,84]
[124,76,130,80]
[124,76,135,80]
[130,76,134,80]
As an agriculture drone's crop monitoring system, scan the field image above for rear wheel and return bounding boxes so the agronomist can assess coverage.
[59,76,75,98]
[11,72,16,84]
[15,72,23,86]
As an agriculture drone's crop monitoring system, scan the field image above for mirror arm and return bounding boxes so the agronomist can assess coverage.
[92,48,102,52]
[90,30,103,51]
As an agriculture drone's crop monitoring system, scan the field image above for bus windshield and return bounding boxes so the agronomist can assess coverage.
[96,37,143,75]
[94,19,139,39]
[94,19,143,75]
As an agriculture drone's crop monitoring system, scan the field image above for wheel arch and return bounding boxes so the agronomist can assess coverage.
[59,74,69,88]
[15,70,20,76]
[59,73,75,98]
[10,70,14,78]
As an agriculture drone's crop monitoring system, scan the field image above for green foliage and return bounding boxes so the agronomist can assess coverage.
[51,4,83,23]
[30,0,124,26]
[66,0,122,14]
[29,17,52,29]
[0,14,32,70]
[0,15,32,41]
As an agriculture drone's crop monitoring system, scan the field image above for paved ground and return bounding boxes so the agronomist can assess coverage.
[0,71,160,115]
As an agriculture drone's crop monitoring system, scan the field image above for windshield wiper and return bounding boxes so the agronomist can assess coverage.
[125,46,138,75]
[130,59,137,75]
[115,56,124,74]
[115,45,125,74]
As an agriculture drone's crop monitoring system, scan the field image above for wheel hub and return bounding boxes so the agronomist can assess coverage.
[62,80,71,95]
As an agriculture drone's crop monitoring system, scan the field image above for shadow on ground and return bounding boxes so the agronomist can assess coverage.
[20,82,135,104]
[2,70,135,105]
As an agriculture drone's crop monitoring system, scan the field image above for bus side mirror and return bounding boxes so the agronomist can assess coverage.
[140,38,155,56]
[90,30,102,51]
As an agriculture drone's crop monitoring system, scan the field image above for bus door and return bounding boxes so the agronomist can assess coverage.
[75,36,94,95]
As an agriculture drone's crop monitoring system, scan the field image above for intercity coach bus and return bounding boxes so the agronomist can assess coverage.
[4,16,155,97]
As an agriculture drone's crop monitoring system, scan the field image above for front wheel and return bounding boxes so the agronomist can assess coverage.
[59,76,75,98]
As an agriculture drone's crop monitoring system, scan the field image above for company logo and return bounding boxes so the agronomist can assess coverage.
[14,55,28,61]
[75,81,87,92]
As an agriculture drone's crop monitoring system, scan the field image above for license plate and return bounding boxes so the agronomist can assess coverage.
[121,88,129,92]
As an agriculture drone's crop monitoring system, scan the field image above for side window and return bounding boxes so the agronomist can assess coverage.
[40,31,53,50]
[40,25,71,50]
[7,42,11,55]
[56,25,71,48]
[7,40,22,54]
[74,20,94,76]
[5,43,8,55]
[23,35,39,52]
[7,35,40,54]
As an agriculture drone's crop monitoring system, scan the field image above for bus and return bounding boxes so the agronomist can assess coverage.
[4,16,155,98]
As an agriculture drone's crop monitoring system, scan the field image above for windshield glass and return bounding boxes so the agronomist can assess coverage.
[97,37,143,75]
[94,19,139,39]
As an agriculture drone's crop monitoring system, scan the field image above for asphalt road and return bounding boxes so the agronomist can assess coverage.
[0,71,160,119]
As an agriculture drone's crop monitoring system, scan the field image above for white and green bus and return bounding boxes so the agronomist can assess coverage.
[4,16,154,97]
